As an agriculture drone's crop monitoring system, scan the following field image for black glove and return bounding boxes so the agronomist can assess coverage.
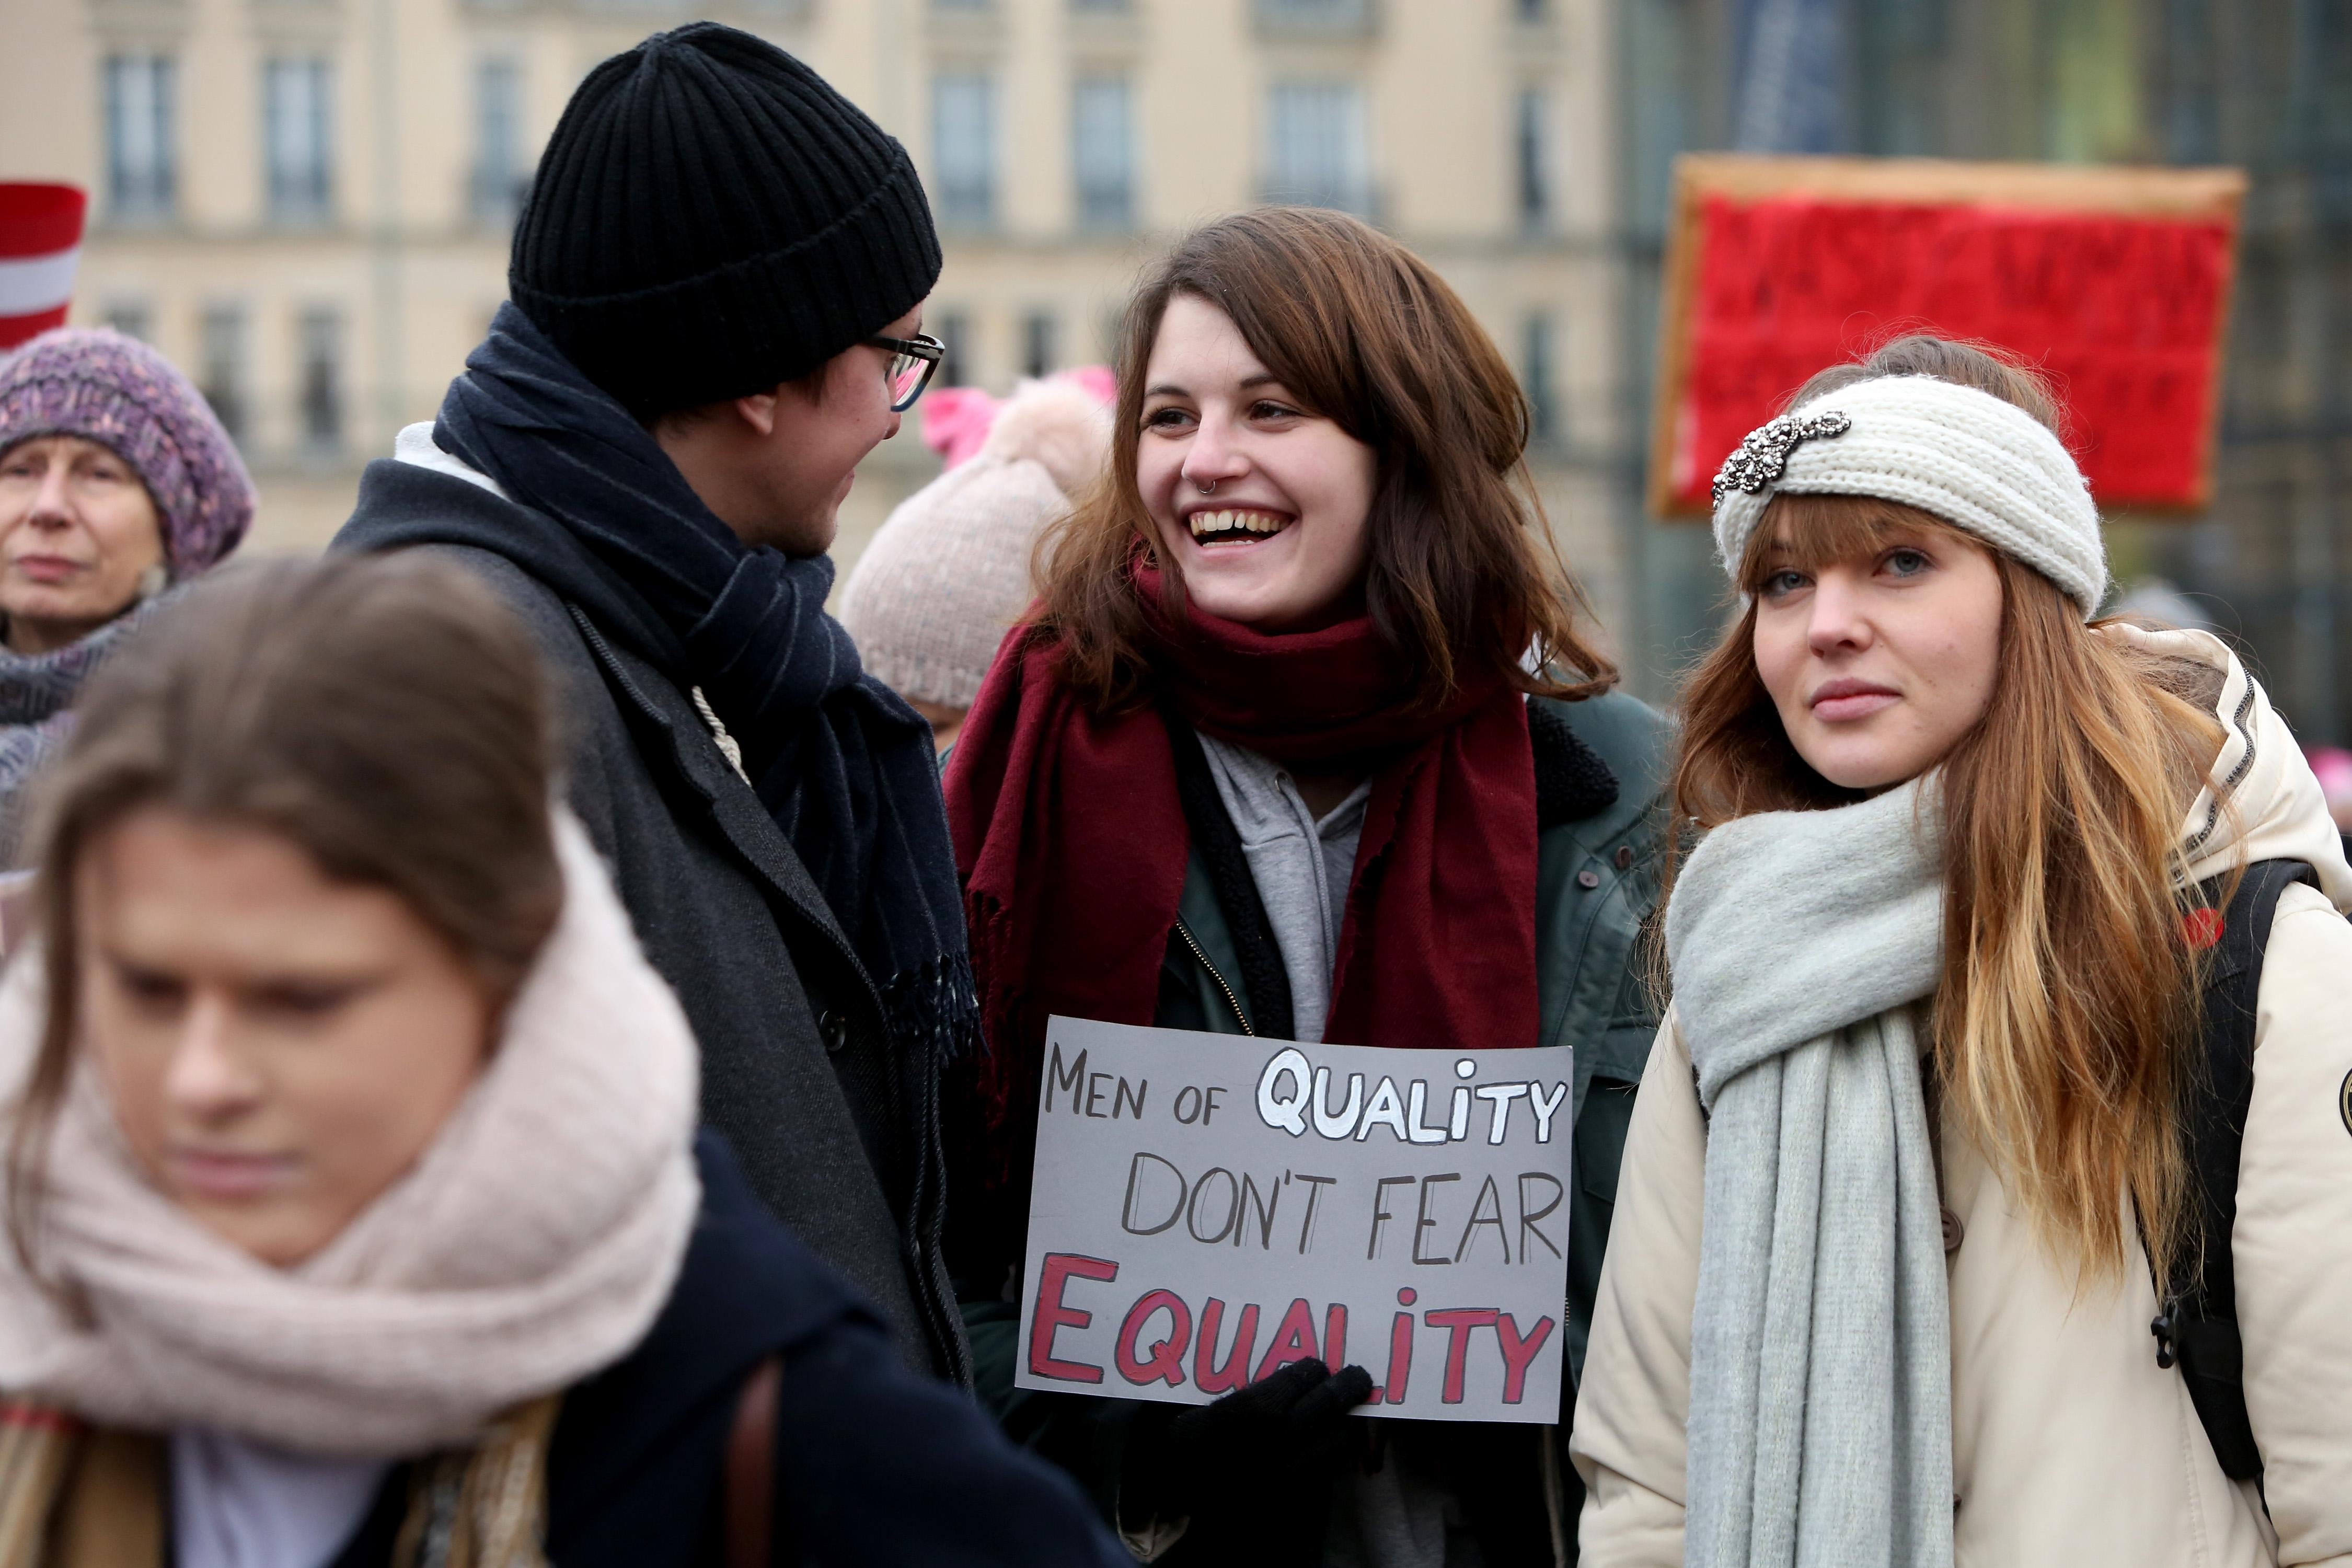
[1121,1357,1375,1565]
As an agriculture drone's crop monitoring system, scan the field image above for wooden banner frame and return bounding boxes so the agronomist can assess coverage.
[1648,154,2249,518]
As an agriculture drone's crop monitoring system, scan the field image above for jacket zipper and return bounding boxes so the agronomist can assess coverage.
[1172,917,1254,1036]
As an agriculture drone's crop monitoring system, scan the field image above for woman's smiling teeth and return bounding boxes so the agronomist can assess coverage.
[1187,508,1293,546]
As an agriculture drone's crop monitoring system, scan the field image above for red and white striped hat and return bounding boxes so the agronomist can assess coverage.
[0,184,87,353]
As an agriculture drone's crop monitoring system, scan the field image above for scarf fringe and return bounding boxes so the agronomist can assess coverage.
[0,1397,562,1568]
[393,1396,561,1568]
[879,951,983,1070]
[960,893,1044,1197]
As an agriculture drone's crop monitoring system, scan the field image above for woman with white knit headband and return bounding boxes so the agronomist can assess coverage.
[1570,336,2352,1567]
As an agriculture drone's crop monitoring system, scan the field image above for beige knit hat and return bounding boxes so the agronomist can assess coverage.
[1710,374,2107,616]
[839,377,1112,710]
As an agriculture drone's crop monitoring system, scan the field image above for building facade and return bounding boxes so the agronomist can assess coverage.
[1,0,1642,665]
[6,1,2342,727]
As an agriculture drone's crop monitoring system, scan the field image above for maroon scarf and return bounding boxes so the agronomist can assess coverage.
[942,569,1540,1187]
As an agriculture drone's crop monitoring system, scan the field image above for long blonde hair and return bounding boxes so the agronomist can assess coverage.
[1671,344,2226,1286]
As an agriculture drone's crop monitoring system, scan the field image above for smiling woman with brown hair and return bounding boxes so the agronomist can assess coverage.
[1029,210,1606,719]
[942,207,1672,1566]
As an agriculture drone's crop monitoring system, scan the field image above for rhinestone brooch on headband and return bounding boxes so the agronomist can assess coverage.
[1709,410,1854,508]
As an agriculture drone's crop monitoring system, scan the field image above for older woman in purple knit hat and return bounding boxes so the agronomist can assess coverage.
[0,327,252,863]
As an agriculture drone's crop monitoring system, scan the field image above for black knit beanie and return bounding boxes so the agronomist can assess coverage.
[510,24,941,420]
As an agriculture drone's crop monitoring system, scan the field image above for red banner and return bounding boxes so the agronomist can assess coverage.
[1658,176,2241,513]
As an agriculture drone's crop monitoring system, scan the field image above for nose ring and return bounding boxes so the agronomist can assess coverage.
[1197,479,1216,495]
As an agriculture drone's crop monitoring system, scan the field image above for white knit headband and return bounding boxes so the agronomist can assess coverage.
[1709,375,2108,616]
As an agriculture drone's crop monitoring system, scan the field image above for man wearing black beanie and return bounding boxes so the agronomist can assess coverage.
[336,24,971,1386]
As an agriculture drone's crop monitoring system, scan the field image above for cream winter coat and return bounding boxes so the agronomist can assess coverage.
[1572,630,2352,1568]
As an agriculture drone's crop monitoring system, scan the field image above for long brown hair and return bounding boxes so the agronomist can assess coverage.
[1031,206,1614,711]
[7,554,564,1271]
[1672,339,2226,1285]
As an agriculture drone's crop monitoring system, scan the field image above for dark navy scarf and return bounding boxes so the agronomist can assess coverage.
[437,302,977,1066]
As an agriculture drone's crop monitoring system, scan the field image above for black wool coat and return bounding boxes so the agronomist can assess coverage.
[335,460,964,1381]
[327,1134,1122,1568]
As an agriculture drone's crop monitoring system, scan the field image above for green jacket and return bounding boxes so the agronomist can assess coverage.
[963,689,1673,1554]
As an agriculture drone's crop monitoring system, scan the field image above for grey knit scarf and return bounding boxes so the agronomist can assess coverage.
[0,604,156,868]
[1664,779,1954,1568]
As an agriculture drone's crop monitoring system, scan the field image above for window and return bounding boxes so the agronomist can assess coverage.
[471,58,529,227]
[1264,82,1371,215]
[103,55,177,221]
[936,311,970,387]
[200,305,248,445]
[1073,76,1135,230]
[1256,0,1374,35]
[1523,313,1559,449]
[266,58,335,224]
[1022,311,1057,378]
[1515,89,1551,231]
[932,73,997,229]
[100,301,151,342]
[297,308,343,452]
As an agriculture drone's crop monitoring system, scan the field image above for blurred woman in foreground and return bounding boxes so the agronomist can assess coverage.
[0,555,1123,1566]
[0,327,251,864]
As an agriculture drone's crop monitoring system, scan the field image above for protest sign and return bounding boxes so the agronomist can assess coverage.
[1648,154,2246,516]
[1014,1016,1576,1424]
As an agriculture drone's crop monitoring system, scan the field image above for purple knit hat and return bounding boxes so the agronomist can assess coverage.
[0,327,254,577]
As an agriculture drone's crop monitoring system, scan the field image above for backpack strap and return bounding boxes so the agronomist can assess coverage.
[2149,858,2320,1484]
[0,1404,167,1568]
[723,1356,782,1568]
[50,1429,165,1568]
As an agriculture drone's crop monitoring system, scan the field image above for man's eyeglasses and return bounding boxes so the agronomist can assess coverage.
[868,333,947,412]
